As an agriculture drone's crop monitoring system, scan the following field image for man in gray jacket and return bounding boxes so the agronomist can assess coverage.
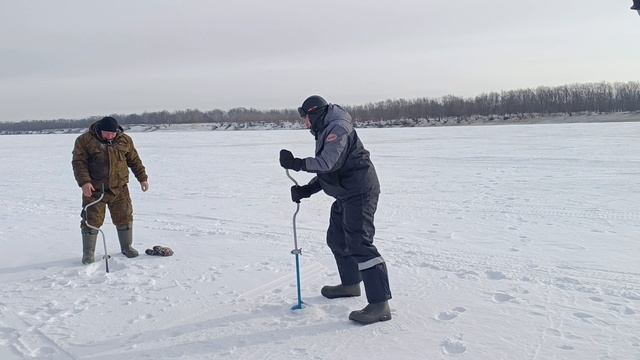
[279,95,392,325]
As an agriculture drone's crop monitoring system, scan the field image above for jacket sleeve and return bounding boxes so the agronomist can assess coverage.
[125,137,148,182]
[306,176,323,194]
[302,123,349,174]
[71,136,92,187]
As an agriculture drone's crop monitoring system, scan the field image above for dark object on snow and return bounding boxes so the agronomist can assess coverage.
[145,245,174,256]
[632,0,640,10]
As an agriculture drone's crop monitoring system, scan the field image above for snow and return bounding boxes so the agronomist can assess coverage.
[1,121,639,359]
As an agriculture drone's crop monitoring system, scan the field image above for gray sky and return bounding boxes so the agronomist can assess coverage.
[1,0,639,122]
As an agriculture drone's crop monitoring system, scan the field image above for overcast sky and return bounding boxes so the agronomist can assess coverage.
[1,0,639,122]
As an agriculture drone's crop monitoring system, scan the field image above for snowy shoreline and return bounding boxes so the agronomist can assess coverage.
[2,111,639,135]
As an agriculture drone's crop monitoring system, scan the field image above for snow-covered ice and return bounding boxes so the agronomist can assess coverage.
[0,121,639,359]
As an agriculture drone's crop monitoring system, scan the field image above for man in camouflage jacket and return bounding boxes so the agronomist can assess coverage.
[72,116,149,264]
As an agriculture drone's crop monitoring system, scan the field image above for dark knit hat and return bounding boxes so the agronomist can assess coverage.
[97,116,119,132]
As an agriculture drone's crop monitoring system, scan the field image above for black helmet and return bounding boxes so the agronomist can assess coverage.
[298,95,328,117]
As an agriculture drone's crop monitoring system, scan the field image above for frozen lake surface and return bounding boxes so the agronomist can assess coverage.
[0,122,638,359]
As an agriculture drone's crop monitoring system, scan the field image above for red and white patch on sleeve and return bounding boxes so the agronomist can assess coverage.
[326,133,338,142]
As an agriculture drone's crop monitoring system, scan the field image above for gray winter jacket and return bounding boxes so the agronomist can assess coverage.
[302,105,380,199]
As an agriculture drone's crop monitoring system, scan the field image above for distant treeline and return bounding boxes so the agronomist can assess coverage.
[1,81,639,133]
[350,81,640,121]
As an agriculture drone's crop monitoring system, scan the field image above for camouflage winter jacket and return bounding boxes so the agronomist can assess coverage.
[72,122,147,191]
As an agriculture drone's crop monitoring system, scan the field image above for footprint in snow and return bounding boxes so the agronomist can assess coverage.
[486,270,506,280]
[455,270,479,279]
[621,291,640,301]
[573,312,594,322]
[492,293,516,303]
[623,307,635,315]
[435,307,466,321]
[441,336,467,355]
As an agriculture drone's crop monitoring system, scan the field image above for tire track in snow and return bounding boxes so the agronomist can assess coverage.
[0,303,77,360]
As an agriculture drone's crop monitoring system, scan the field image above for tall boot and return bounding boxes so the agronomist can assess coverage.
[81,229,98,264]
[117,225,139,258]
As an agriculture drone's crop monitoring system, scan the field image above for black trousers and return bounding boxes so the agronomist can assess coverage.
[326,192,392,303]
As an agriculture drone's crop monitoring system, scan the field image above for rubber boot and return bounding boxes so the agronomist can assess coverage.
[117,225,139,258]
[321,283,361,299]
[348,301,391,325]
[81,230,98,264]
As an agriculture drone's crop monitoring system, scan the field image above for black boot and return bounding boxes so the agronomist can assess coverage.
[81,229,98,264]
[117,225,139,258]
[349,301,391,325]
[633,0,640,10]
[321,283,361,299]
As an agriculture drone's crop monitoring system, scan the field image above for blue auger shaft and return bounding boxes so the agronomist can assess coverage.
[286,169,304,309]
[294,252,303,309]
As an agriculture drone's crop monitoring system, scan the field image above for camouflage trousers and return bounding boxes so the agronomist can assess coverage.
[80,185,133,230]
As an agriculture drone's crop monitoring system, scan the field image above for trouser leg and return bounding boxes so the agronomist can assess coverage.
[326,200,361,285]
[109,185,134,227]
[341,193,392,304]
[80,193,107,231]
[361,263,392,303]
[110,186,138,257]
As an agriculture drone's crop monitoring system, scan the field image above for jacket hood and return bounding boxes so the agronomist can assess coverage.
[310,104,351,137]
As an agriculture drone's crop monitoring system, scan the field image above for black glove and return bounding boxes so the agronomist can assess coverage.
[291,185,313,203]
[279,149,304,171]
